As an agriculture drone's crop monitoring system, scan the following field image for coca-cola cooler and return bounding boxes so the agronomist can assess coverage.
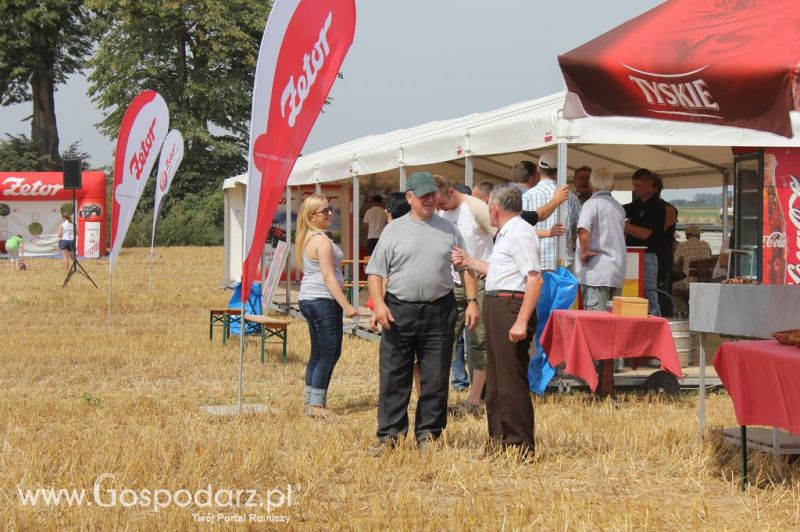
[733,149,799,285]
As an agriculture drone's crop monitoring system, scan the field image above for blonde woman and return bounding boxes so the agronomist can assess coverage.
[296,194,358,418]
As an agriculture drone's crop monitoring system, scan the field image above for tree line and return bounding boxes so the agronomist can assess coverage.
[0,0,272,246]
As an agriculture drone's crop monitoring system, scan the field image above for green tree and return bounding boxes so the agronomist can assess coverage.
[0,134,91,171]
[0,0,93,164]
[87,0,270,200]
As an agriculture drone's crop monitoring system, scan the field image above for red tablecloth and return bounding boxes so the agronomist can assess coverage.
[713,340,800,435]
[540,310,683,391]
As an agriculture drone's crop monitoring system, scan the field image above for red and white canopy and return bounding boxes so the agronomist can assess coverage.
[559,0,800,137]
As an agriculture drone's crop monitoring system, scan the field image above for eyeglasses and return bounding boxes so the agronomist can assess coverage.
[314,207,334,215]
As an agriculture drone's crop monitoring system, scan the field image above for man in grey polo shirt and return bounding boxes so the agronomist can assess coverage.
[367,172,479,453]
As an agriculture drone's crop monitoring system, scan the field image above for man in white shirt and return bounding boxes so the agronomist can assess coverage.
[452,185,543,460]
[363,195,387,255]
[435,175,495,416]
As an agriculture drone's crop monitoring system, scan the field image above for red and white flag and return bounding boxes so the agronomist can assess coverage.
[241,0,356,302]
[110,90,169,269]
[151,129,184,249]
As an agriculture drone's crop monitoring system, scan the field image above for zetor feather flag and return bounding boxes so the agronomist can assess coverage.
[241,0,356,302]
[110,90,169,269]
[151,129,184,249]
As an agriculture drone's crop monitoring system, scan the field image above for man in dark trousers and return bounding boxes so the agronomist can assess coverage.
[452,185,543,460]
[623,169,665,316]
[366,172,479,454]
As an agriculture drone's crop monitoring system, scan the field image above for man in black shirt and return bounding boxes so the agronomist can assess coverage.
[623,169,665,316]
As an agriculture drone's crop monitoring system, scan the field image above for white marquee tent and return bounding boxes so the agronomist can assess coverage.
[224,91,800,286]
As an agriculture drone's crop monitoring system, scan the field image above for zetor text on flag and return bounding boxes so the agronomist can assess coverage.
[151,129,184,249]
[241,0,356,302]
[110,90,169,269]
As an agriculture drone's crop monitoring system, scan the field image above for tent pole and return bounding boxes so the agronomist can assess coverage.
[465,155,474,188]
[399,148,407,191]
[722,171,730,246]
[556,141,568,267]
[352,174,361,311]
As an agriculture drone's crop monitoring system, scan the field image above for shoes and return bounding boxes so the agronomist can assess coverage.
[304,404,335,419]
[368,438,398,457]
[417,436,438,454]
[448,399,483,418]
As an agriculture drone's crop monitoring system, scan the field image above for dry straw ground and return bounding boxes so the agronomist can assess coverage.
[2,246,799,530]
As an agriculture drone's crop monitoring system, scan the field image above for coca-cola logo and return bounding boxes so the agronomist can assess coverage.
[763,231,787,248]
[788,173,800,284]
[622,63,721,119]
[280,12,333,128]
[128,118,159,180]
[2,177,63,197]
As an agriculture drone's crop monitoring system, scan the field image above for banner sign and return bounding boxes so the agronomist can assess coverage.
[151,129,184,249]
[763,148,800,285]
[0,171,106,257]
[241,0,356,302]
[111,90,169,269]
[559,0,800,137]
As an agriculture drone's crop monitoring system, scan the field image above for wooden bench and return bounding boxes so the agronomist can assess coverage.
[209,308,244,345]
[244,315,292,365]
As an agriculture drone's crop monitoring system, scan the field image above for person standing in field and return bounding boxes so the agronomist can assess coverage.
[57,212,76,273]
[453,185,543,460]
[366,172,479,454]
[296,194,358,419]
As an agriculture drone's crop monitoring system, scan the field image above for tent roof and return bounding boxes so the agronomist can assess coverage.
[559,0,800,136]
[268,91,800,191]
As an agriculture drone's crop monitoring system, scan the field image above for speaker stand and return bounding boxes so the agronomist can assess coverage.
[62,189,98,289]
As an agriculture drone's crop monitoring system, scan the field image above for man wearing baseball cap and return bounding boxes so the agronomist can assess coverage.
[366,172,479,455]
[672,224,712,311]
[522,153,582,270]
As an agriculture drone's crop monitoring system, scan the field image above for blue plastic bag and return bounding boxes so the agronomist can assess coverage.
[528,267,578,395]
[227,282,262,336]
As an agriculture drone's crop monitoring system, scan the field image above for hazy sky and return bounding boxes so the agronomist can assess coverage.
[4,1,719,196]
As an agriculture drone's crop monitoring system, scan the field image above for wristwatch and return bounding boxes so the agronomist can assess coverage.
[466,298,478,304]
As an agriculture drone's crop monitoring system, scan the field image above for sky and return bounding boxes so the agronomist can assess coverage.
[0,0,716,200]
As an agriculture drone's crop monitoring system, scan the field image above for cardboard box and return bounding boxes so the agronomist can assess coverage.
[612,296,649,317]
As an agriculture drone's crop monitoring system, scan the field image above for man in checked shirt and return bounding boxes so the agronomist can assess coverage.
[521,153,581,271]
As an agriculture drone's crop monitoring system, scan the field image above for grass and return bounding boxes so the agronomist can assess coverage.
[2,247,800,529]
[678,207,721,225]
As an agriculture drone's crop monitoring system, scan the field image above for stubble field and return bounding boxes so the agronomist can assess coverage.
[1,247,799,530]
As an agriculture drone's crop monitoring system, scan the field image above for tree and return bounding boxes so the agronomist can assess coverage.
[0,0,93,164]
[87,0,270,199]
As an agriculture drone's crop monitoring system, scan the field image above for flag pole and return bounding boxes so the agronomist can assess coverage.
[108,267,113,327]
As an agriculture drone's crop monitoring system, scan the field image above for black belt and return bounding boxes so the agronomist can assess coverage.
[485,290,525,299]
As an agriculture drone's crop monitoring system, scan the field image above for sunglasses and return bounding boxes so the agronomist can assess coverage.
[314,206,334,215]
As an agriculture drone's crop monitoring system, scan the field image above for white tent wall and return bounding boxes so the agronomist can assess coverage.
[223,90,800,284]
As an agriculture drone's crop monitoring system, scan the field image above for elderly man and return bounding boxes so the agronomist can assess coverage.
[367,171,479,454]
[623,169,665,316]
[435,175,494,416]
[453,185,542,460]
[575,169,626,312]
[672,225,712,311]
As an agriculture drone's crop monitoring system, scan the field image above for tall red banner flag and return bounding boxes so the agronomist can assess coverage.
[241,0,356,302]
[110,90,169,269]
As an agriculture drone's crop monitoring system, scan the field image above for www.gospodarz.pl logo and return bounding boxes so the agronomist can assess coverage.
[17,473,299,516]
